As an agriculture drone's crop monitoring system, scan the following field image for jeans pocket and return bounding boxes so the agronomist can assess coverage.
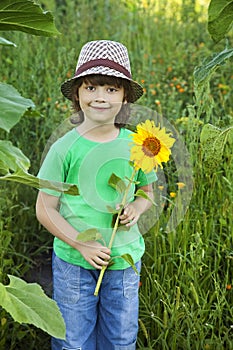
[53,254,80,304]
[123,261,141,300]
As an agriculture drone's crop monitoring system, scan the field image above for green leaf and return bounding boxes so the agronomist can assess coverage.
[208,0,233,42]
[0,83,35,132]
[200,123,231,171]
[120,254,139,274]
[76,228,104,242]
[108,173,126,193]
[0,36,16,46]
[194,47,233,86]
[193,47,233,119]
[1,170,79,195]
[190,282,200,306]
[0,0,60,37]
[134,189,157,206]
[0,275,66,338]
[39,179,78,195]
[0,140,79,195]
[0,140,30,172]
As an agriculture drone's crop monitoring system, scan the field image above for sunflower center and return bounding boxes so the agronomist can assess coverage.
[142,137,161,157]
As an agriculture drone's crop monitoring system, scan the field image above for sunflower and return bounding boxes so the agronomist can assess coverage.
[130,120,175,173]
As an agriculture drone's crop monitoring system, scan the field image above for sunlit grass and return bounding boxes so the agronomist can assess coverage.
[125,0,209,21]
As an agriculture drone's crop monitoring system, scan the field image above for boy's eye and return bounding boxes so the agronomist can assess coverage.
[86,85,95,91]
[107,87,118,92]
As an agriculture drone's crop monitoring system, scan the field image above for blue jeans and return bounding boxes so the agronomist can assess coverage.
[51,252,141,350]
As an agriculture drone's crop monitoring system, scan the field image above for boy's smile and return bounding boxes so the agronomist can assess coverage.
[78,82,125,127]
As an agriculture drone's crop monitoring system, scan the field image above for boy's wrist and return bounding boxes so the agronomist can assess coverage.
[132,196,152,215]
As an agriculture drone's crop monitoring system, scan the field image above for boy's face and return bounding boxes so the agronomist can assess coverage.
[78,81,125,126]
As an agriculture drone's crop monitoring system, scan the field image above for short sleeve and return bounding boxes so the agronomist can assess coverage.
[37,144,69,197]
[136,169,157,187]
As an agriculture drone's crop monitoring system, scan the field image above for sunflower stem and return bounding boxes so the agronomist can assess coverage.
[94,168,137,296]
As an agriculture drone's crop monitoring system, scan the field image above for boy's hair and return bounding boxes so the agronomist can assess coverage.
[70,74,132,128]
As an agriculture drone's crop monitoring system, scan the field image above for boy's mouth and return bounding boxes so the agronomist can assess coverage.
[90,105,111,111]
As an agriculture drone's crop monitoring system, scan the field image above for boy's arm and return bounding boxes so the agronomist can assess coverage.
[36,192,111,269]
[119,183,154,227]
[36,191,81,243]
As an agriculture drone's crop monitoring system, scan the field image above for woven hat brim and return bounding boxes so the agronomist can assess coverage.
[61,68,143,103]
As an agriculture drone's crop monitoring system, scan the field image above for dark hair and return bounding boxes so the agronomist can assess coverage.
[69,74,132,128]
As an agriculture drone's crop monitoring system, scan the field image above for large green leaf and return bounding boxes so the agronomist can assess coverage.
[200,123,232,171]
[0,0,60,37]
[0,83,35,132]
[193,47,233,119]
[0,140,79,195]
[1,169,80,195]
[194,47,233,86]
[208,0,233,42]
[0,275,66,339]
[0,140,30,172]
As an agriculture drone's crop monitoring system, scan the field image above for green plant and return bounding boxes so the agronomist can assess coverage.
[0,0,66,341]
[208,0,233,43]
[137,18,233,350]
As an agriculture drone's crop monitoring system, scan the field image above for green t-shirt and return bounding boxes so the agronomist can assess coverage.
[38,127,157,270]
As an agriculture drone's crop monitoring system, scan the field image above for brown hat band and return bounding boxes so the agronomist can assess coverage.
[75,58,132,79]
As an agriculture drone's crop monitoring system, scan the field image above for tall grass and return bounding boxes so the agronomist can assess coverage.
[0,0,232,348]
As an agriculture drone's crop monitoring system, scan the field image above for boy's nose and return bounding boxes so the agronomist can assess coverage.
[94,87,106,102]
[94,96,106,102]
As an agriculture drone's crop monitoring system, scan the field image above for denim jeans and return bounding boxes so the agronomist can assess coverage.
[51,252,141,350]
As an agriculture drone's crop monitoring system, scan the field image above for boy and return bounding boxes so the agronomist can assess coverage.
[36,40,156,350]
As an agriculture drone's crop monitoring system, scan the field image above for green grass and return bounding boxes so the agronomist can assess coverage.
[0,0,232,348]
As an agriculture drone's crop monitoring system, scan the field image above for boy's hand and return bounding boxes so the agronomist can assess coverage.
[77,240,111,270]
[117,184,154,228]
[118,203,140,227]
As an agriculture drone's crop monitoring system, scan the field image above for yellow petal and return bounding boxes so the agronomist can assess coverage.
[130,120,175,173]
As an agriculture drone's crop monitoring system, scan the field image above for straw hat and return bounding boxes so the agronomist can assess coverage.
[61,40,143,103]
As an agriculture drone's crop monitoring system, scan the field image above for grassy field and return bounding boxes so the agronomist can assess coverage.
[0,0,232,349]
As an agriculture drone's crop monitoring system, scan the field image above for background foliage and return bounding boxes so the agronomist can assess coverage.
[0,0,232,349]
